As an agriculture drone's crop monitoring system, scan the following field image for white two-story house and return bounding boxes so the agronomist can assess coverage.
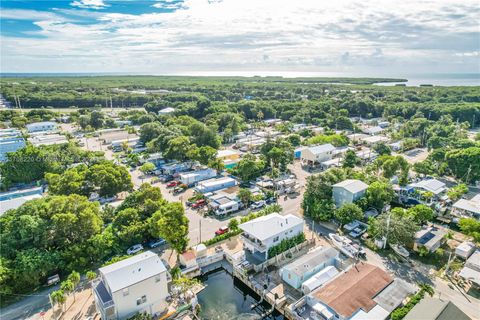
[300,144,336,166]
[93,251,170,320]
[239,213,304,262]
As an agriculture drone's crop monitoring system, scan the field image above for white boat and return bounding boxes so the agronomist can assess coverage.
[391,244,410,258]
[328,233,365,259]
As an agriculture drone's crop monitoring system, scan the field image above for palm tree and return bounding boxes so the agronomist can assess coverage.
[419,283,434,297]
[67,271,81,301]
[86,270,97,295]
[61,280,75,302]
[170,266,181,280]
[51,290,67,313]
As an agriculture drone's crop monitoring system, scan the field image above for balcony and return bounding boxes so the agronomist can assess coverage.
[94,280,115,310]
[241,233,267,252]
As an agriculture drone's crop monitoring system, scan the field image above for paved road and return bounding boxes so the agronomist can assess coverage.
[1,285,57,320]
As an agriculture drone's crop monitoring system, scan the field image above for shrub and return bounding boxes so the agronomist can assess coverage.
[267,233,305,258]
[203,230,242,246]
[390,284,433,320]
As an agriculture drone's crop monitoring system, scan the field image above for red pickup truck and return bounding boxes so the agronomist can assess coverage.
[166,181,181,188]
[191,199,206,209]
[215,226,229,236]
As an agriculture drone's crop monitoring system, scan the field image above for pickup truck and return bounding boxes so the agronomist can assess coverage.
[215,226,229,236]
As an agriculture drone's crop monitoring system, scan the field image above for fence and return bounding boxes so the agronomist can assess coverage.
[253,239,315,273]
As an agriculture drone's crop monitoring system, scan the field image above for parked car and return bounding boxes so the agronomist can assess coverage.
[265,197,276,204]
[160,175,174,182]
[147,238,166,248]
[46,274,60,286]
[173,185,187,194]
[215,226,229,236]
[127,244,143,255]
[250,200,266,210]
[167,180,181,188]
[191,199,207,209]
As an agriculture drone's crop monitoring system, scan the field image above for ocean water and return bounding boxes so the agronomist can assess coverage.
[1,72,478,86]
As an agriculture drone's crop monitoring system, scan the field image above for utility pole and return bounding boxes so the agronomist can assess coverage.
[383,211,391,249]
[199,219,202,244]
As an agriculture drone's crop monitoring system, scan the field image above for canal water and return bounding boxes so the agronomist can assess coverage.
[197,268,284,320]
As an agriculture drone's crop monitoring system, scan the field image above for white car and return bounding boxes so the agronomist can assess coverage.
[250,200,266,210]
[127,244,143,255]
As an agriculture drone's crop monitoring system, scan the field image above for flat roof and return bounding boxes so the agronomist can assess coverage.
[373,279,416,312]
[311,263,393,319]
[283,247,339,277]
[99,251,166,293]
[404,297,471,320]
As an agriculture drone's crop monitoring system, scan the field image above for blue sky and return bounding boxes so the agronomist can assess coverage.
[1,0,479,75]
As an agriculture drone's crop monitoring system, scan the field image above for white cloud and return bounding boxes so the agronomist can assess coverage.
[70,0,108,9]
[2,0,480,74]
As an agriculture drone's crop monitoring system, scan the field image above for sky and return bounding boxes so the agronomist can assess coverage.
[1,0,479,76]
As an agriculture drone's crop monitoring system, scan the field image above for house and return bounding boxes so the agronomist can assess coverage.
[355,148,378,162]
[455,241,476,260]
[179,168,217,186]
[28,133,68,146]
[207,192,240,216]
[93,251,170,320]
[404,297,471,320]
[294,263,414,320]
[410,179,447,196]
[359,135,390,146]
[217,149,241,161]
[195,177,237,193]
[26,121,57,133]
[452,194,480,220]
[414,226,447,253]
[300,144,336,165]
[217,149,241,168]
[0,135,25,161]
[239,213,304,261]
[0,187,43,216]
[280,247,339,289]
[363,126,384,135]
[332,179,368,208]
[320,158,342,169]
[459,250,480,288]
[389,141,402,151]
[160,162,192,176]
[158,107,175,115]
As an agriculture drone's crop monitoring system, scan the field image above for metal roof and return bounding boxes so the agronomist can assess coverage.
[333,179,368,194]
[307,143,336,155]
[99,251,166,293]
[239,213,303,241]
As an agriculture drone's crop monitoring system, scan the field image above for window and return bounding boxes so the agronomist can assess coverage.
[155,275,161,283]
[136,295,147,305]
[122,288,129,296]
[273,236,279,242]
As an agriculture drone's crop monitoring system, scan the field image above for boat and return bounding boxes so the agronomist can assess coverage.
[328,233,366,259]
[391,244,410,258]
